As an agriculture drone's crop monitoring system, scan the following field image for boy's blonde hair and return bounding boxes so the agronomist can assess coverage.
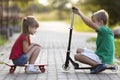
[22,16,39,34]
[91,9,109,25]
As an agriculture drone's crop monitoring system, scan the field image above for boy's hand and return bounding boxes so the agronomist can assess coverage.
[72,7,79,15]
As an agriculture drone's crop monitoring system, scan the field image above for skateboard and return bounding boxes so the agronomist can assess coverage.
[4,63,47,73]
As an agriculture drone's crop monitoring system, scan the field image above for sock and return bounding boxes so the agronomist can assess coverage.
[28,64,34,68]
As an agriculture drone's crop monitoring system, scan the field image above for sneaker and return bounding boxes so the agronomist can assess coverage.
[90,66,96,72]
[90,64,107,74]
[25,66,40,74]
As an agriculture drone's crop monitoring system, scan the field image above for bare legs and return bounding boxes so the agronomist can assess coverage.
[74,48,99,67]
[26,45,41,64]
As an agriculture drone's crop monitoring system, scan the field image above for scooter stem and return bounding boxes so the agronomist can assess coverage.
[64,12,74,68]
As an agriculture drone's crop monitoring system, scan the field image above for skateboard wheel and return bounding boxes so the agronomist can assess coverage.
[9,66,16,73]
[62,64,70,71]
[40,67,45,73]
[10,69,15,73]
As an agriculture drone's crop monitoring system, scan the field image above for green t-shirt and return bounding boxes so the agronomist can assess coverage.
[95,26,114,64]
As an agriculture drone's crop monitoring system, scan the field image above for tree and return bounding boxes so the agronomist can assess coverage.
[80,0,120,26]
[48,0,70,20]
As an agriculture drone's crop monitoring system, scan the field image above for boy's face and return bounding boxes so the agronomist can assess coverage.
[91,17,98,24]
[28,26,37,35]
[91,17,103,26]
[91,17,104,26]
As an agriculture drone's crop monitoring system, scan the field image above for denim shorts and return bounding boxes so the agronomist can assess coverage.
[12,54,28,66]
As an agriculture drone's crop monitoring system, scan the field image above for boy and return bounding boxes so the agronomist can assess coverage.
[72,7,114,74]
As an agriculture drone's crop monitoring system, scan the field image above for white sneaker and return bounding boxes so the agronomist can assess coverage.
[25,66,40,74]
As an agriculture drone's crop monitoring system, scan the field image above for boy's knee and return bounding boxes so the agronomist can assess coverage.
[74,54,79,61]
[76,48,84,53]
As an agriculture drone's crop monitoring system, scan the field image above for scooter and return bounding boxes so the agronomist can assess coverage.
[62,7,118,72]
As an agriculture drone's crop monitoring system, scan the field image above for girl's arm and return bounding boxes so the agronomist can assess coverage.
[23,41,33,53]
[72,7,99,31]
[23,41,41,53]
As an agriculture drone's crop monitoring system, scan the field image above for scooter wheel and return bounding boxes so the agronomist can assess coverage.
[10,69,15,73]
[62,64,70,71]
[111,64,119,72]
[9,66,16,73]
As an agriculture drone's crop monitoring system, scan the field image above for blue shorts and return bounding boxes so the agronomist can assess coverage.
[12,54,28,66]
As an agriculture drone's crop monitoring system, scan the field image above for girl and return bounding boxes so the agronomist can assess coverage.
[9,16,41,73]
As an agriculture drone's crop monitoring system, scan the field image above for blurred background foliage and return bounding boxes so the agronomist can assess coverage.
[0,0,120,40]
[0,0,120,60]
[2,0,120,27]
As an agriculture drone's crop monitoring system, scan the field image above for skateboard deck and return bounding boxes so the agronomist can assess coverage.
[4,62,47,73]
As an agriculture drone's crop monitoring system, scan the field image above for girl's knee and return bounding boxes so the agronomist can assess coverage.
[37,46,41,50]
[36,46,41,53]
[34,46,41,50]
[33,46,41,54]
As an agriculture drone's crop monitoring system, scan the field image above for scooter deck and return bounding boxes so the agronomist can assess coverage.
[74,66,116,70]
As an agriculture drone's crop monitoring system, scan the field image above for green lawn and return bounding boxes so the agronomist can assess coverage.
[66,16,94,32]
[0,35,7,46]
[115,39,120,59]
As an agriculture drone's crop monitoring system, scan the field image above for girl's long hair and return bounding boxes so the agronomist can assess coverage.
[21,16,39,34]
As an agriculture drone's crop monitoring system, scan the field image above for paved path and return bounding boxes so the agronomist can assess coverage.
[0,21,120,80]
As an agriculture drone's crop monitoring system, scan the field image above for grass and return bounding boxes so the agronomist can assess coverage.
[86,37,96,42]
[0,35,8,46]
[0,35,6,64]
[74,18,93,32]
[0,61,4,64]
[114,39,120,59]
[65,15,94,32]
[0,53,4,56]
[0,52,4,64]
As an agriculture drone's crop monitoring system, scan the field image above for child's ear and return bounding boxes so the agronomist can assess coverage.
[28,25,32,30]
[28,25,32,28]
[99,20,104,24]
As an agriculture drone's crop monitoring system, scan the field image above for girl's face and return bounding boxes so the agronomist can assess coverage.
[28,26,37,35]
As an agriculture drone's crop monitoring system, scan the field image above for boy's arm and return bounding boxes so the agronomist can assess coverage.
[72,7,99,31]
